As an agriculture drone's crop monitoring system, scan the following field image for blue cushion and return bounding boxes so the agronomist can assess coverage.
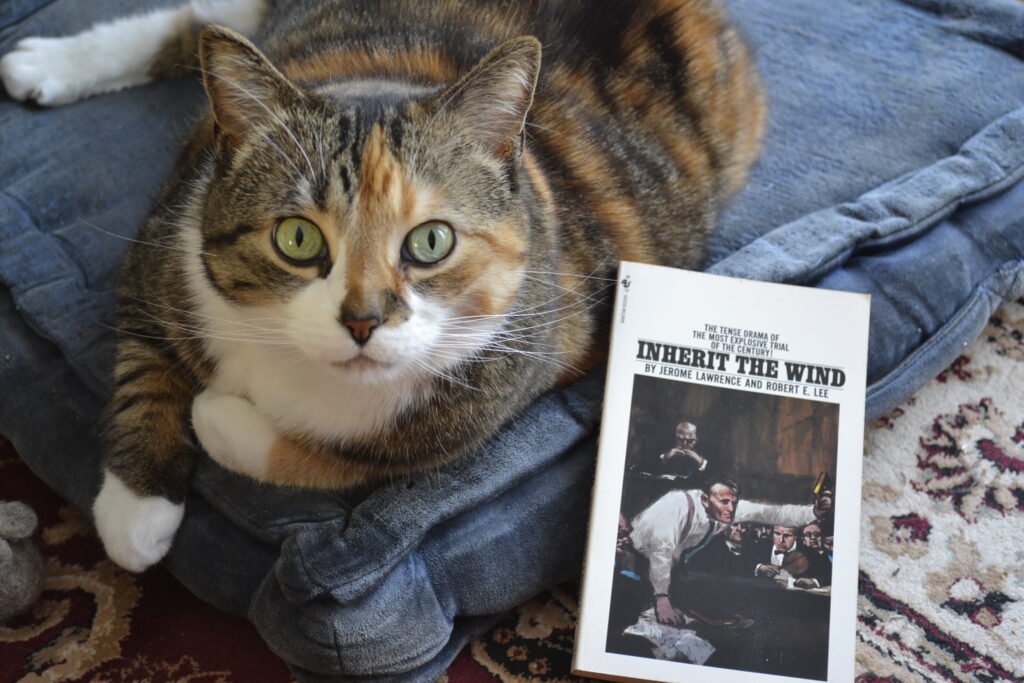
[2,0,1023,680]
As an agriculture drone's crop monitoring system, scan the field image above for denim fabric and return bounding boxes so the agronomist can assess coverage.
[2,0,1024,680]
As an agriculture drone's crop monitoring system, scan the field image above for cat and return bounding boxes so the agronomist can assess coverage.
[0,0,764,572]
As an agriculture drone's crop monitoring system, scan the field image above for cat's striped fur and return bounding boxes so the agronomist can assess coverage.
[0,0,763,571]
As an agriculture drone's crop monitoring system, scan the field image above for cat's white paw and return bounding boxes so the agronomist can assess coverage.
[0,1,266,106]
[92,470,184,573]
[1,34,134,106]
[192,390,276,479]
[0,6,191,106]
[0,38,78,104]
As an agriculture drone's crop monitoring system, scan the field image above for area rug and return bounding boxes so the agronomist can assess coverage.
[856,296,1024,682]
[1,297,1022,682]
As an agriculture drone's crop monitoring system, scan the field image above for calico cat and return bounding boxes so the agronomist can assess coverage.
[0,0,764,571]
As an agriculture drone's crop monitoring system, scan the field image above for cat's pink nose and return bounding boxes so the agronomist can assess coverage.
[343,318,379,345]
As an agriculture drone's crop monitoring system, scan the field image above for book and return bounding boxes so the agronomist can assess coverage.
[573,262,870,683]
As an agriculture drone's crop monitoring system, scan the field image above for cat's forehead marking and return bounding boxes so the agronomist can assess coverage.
[313,78,440,103]
[356,124,415,224]
[282,48,458,87]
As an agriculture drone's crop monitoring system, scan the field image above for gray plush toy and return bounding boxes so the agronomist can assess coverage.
[0,500,45,622]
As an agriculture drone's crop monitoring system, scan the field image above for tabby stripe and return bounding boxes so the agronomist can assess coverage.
[348,116,368,177]
[331,114,353,171]
[117,324,163,340]
[389,117,404,150]
[317,259,333,279]
[106,446,138,464]
[113,364,167,388]
[230,279,258,290]
[337,113,351,146]
[170,336,215,383]
[200,254,230,297]
[645,12,691,103]
[113,391,178,414]
[109,441,195,501]
[113,425,146,442]
[203,223,255,250]
[312,174,329,210]
[119,346,173,369]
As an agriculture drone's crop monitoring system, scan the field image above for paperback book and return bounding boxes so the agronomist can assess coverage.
[573,262,870,682]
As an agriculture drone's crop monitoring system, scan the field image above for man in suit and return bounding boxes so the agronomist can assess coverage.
[754,524,828,589]
[754,525,799,578]
[687,521,758,577]
[799,521,832,587]
[621,420,711,519]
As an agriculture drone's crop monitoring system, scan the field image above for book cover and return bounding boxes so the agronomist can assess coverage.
[573,262,870,683]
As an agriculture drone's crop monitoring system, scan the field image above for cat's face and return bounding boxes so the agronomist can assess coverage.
[190,28,541,385]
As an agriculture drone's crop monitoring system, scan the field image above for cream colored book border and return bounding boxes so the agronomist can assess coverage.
[573,261,870,683]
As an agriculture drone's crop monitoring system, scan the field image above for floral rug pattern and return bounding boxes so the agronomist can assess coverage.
[857,297,1024,682]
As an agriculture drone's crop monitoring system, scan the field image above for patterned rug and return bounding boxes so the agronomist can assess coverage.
[1,297,1022,682]
[856,297,1024,682]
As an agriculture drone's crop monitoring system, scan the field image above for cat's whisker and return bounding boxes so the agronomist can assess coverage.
[114,320,293,347]
[119,320,294,346]
[453,343,570,364]
[440,278,614,326]
[122,296,293,335]
[431,327,577,373]
[456,342,580,374]
[105,321,239,344]
[524,122,560,136]
[440,283,614,333]
[499,295,613,336]
[441,294,588,324]
[409,356,478,392]
[116,305,293,343]
[520,269,617,281]
[519,268,617,299]
[436,329,562,355]
[314,107,328,181]
[79,219,213,257]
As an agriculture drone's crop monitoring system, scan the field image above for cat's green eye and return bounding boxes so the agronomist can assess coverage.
[273,217,325,264]
[404,221,455,265]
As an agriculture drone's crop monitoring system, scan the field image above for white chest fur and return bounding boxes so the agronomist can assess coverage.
[202,334,421,443]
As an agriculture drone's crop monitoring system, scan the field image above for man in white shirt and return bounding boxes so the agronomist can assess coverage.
[629,476,816,626]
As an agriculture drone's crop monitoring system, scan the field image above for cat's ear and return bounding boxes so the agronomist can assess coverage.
[198,26,303,145]
[440,36,541,158]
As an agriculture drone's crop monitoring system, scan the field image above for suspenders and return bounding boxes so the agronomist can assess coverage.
[681,491,717,564]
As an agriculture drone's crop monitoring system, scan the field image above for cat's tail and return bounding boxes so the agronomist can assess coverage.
[0,0,267,106]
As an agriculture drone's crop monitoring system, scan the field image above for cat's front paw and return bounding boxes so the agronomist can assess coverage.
[0,29,151,105]
[2,36,97,105]
[191,390,277,480]
[92,470,184,572]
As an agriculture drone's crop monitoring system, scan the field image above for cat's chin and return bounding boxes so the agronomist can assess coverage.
[332,356,391,372]
[327,354,408,383]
